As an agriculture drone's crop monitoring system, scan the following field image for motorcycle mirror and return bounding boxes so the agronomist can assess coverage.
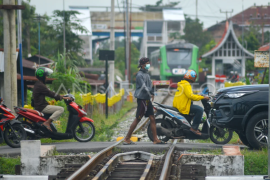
[68,89,70,93]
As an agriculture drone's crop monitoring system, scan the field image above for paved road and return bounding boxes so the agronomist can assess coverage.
[0,141,246,157]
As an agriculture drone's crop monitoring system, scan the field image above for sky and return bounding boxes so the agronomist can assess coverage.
[29,0,269,29]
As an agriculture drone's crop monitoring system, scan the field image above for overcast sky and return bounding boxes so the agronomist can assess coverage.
[29,0,268,29]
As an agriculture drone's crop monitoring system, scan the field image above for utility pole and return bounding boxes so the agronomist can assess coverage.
[196,0,198,20]
[63,0,66,68]
[220,9,233,21]
[3,0,17,111]
[17,0,24,107]
[33,15,46,65]
[129,0,132,82]
[125,0,129,82]
[109,0,115,97]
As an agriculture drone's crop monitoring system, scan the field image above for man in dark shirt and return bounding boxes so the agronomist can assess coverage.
[33,67,71,131]
[123,57,165,145]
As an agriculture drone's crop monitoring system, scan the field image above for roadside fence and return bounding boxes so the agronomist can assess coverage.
[24,89,125,117]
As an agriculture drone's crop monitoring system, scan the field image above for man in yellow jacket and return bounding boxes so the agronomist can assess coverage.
[173,70,209,135]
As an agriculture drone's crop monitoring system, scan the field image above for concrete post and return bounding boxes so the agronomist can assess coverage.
[109,0,115,97]
[3,0,17,110]
[0,73,4,97]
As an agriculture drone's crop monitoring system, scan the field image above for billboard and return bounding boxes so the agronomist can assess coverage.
[254,50,269,67]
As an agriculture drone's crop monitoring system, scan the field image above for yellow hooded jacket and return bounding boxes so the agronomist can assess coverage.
[173,80,204,114]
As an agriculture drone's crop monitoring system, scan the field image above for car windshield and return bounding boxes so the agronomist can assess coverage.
[166,48,192,65]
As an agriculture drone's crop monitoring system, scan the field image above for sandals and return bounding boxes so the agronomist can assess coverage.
[123,140,136,145]
[41,124,53,132]
[190,128,202,136]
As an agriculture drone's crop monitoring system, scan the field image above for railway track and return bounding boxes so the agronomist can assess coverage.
[49,93,182,180]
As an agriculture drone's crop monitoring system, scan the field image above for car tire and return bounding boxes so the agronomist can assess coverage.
[246,111,268,149]
[237,133,253,148]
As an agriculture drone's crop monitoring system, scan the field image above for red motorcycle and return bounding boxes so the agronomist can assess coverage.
[0,98,26,148]
[15,91,95,142]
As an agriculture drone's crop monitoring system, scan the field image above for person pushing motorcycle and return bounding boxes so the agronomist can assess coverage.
[33,67,71,132]
[173,70,209,136]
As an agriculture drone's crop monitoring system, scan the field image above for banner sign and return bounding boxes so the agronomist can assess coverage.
[254,51,269,67]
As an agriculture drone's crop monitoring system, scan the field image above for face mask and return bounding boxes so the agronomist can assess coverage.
[145,64,150,70]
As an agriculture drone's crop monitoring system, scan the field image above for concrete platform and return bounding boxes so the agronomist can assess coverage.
[0,141,246,157]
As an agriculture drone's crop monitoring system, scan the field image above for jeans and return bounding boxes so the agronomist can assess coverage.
[189,104,204,130]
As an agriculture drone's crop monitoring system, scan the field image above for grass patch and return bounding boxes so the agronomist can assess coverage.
[196,132,240,144]
[0,156,20,174]
[242,148,268,175]
[92,101,136,141]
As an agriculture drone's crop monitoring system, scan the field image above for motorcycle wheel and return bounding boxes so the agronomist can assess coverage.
[147,118,172,143]
[73,121,95,142]
[4,124,26,148]
[209,126,233,144]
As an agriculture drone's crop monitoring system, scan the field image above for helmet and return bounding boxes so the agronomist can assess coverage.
[183,69,197,82]
[35,67,53,83]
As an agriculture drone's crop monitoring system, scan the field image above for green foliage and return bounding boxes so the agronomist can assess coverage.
[49,52,90,93]
[114,43,140,83]
[92,101,136,141]
[0,156,20,174]
[51,10,89,60]
[139,0,180,11]
[200,40,216,71]
[182,17,213,56]
[242,148,268,175]
[238,28,260,53]
[245,76,251,85]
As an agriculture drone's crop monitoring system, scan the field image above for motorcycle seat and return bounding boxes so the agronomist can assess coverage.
[154,102,179,112]
[22,108,44,117]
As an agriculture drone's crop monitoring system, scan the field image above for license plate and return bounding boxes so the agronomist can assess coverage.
[172,68,186,75]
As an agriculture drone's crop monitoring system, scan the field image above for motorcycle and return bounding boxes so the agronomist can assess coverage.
[0,99,26,148]
[15,90,95,142]
[147,87,233,144]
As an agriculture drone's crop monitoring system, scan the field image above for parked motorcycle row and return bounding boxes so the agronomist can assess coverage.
[0,90,95,148]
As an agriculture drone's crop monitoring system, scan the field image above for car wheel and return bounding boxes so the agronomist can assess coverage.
[246,112,268,149]
[237,133,253,148]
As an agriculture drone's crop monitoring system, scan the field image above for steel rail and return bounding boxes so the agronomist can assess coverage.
[92,151,155,180]
[67,140,123,180]
[67,93,170,180]
[159,139,178,180]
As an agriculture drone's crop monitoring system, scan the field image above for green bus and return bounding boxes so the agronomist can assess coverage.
[150,42,199,83]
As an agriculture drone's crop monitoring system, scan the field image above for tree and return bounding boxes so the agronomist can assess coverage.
[238,31,260,53]
[51,10,89,62]
[114,43,140,83]
[182,17,213,56]
[200,40,216,70]
[139,0,180,11]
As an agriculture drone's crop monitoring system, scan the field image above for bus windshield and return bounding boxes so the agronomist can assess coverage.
[166,48,192,65]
